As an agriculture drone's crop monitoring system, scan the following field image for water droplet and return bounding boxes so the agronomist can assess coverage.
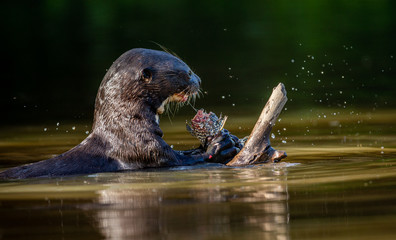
[221,96,225,99]
[282,140,287,144]
[56,122,60,126]
[44,128,47,132]
[271,133,275,139]
[291,59,295,63]
[72,126,76,130]
[85,131,89,135]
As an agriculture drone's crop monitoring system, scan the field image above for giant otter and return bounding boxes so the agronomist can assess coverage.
[0,48,239,179]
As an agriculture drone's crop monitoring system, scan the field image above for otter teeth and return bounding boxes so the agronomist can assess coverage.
[157,92,194,115]
[157,98,170,115]
[170,92,189,103]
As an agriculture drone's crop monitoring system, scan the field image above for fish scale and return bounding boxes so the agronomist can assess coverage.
[186,109,228,146]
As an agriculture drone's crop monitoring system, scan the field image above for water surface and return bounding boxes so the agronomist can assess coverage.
[0,110,395,240]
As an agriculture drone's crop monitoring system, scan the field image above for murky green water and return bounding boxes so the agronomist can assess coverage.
[1,110,396,240]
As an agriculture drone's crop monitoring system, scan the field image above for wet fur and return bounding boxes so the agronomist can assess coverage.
[0,48,238,179]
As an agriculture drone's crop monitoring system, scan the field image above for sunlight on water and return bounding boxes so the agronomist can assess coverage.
[0,110,396,239]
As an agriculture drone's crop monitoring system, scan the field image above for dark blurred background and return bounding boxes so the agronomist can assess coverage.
[2,0,395,124]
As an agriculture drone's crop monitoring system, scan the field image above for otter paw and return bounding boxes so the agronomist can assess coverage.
[205,129,240,163]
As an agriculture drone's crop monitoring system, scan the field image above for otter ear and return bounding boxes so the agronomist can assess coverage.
[141,68,152,82]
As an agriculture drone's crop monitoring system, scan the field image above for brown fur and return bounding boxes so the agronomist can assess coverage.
[0,48,238,179]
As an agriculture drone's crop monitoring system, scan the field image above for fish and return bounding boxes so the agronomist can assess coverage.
[186,109,228,146]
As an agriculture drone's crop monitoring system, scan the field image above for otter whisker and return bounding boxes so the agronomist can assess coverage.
[197,89,203,99]
[151,42,183,60]
[167,111,173,125]
[165,101,181,117]
[188,102,198,112]
[163,86,200,119]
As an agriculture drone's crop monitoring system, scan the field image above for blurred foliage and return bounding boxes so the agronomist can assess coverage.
[1,0,395,123]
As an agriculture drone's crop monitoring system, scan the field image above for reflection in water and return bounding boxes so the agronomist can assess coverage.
[1,153,396,239]
[2,114,395,239]
[92,166,290,240]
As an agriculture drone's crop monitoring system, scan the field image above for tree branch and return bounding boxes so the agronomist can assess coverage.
[227,83,288,166]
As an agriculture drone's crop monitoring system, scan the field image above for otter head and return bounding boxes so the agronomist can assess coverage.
[93,48,201,131]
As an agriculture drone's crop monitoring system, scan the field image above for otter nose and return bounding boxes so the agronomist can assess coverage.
[191,73,201,86]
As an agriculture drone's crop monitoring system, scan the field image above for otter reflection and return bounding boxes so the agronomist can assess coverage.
[91,165,290,240]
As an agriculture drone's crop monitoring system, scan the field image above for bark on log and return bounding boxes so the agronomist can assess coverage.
[227,83,288,166]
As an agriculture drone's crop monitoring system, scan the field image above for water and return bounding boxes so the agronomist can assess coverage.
[1,110,396,240]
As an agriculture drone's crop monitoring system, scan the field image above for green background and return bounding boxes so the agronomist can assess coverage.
[2,0,395,123]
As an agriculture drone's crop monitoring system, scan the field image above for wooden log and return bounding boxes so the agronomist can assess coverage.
[227,83,288,166]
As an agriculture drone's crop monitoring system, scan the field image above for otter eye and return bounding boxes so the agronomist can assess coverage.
[142,68,152,82]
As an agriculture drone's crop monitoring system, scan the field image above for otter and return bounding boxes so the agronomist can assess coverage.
[0,48,239,179]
